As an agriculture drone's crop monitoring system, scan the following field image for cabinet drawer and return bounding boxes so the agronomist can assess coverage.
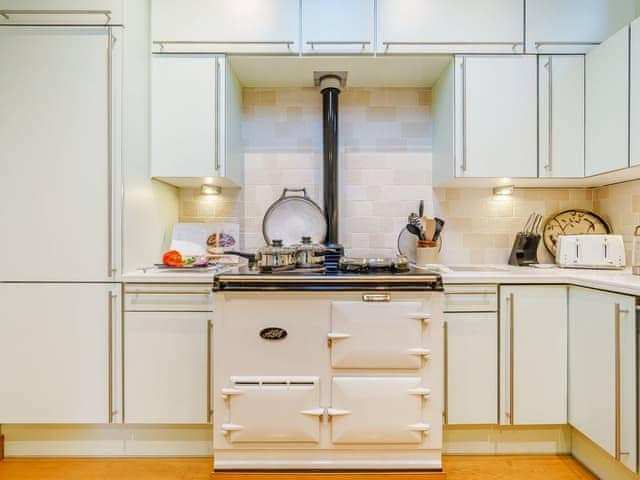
[444,285,498,312]
[125,285,212,311]
[330,377,428,444]
[222,376,322,443]
[329,300,430,369]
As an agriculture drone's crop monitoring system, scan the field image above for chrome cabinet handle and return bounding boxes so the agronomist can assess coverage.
[153,40,295,52]
[214,58,220,172]
[307,40,370,51]
[505,293,515,425]
[461,57,467,173]
[535,41,599,49]
[614,304,630,461]
[0,9,112,22]
[207,319,213,423]
[443,320,449,424]
[383,41,523,53]
[545,57,553,173]
[108,290,118,423]
[107,28,117,277]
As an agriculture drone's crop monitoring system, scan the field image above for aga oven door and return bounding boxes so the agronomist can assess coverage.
[221,376,323,443]
[329,297,430,368]
[329,377,430,444]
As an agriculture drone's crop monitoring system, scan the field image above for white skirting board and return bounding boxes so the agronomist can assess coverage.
[571,429,637,480]
[443,425,571,455]
[0,425,213,457]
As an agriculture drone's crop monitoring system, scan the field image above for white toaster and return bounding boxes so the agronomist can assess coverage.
[556,234,625,269]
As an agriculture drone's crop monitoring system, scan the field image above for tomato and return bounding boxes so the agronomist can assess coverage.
[162,250,184,267]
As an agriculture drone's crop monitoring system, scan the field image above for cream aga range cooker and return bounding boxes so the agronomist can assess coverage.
[212,267,444,471]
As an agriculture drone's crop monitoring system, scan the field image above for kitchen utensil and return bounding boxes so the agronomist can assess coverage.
[406,223,422,238]
[418,200,424,218]
[508,213,543,266]
[633,226,640,275]
[262,188,327,246]
[433,217,445,241]
[423,217,437,241]
[542,209,611,257]
[226,239,297,273]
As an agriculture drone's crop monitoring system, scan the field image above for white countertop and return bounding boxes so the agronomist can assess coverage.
[441,265,640,297]
[123,264,640,296]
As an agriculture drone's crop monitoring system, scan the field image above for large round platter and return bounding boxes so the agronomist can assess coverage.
[542,209,611,256]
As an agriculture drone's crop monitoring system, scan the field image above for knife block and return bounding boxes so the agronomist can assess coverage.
[508,232,541,266]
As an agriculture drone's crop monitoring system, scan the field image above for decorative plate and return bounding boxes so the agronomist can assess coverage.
[542,209,611,256]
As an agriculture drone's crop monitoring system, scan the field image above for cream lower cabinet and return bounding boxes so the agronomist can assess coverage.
[123,285,213,424]
[444,312,498,425]
[569,287,637,473]
[499,286,567,425]
[0,283,120,424]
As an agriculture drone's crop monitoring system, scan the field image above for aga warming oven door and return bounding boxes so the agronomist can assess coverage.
[329,298,431,368]
[222,376,323,444]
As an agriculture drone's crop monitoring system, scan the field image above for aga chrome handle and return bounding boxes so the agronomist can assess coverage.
[407,422,430,433]
[408,347,431,358]
[300,408,325,416]
[408,387,432,397]
[221,423,244,435]
[407,312,431,323]
[327,332,351,340]
[326,408,351,417]
[220,387,243,399]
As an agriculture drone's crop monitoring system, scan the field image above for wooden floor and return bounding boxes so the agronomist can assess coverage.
[0,456,596,480]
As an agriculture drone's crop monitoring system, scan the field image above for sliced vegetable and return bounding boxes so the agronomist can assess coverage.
[162,250,184,267]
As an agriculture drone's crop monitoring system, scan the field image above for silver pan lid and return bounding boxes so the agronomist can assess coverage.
[262,188,327,246]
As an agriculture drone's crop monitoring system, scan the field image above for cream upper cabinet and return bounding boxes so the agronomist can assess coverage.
[456,55,537,179]
[151,0,300,53]
[526,0,637,53]
[500,286,567,426]
[151,54,243,188]
[631,17,640,167]
[0,0,123,25]
[302,0,374,54]
[538,55,585,178]
[377,0,524,54]
[585,25,630,176]
[569,287,637,473]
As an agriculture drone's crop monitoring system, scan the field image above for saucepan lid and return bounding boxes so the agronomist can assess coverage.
[262,188,327,246]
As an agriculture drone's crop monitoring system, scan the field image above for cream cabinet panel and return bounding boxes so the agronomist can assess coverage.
[331,377,426,444]
[377,0,524,53]
[569,287,637,472]
[500,286,567,426]
[0,26,122,282]
[302,0,374,54]
[0,0,123,25]
[585,25,630,176]
[152,0,299,53]
[124,311,210,424]
[631,18,640,167]
[526,0,637,53]
[0,284,119,424]
[445,313,498,425]
[538,55,585,178]
[456,56,538,178]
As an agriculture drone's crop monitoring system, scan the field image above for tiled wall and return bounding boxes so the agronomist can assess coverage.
[179,86,634,265]
[594,180,640,262]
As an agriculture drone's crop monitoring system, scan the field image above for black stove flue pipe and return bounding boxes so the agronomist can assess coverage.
[319,75,344,269]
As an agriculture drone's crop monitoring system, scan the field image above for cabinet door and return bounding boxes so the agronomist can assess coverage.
[377,0,524,54]
[223,377,322,443]
[539,55,585,178]
[0,26,121,282]
[329,301,427,369]
[302,0,374,54]
[569,287,637,472]
[445,313,497,425]
[124,311,210,424]
[152,55,219,179]
[152,0,299,53]
[500,286,567,425]
[456,56,537,178]
[330,377,428,444]
[585,25,630,176]
[526,0,637,53]
[0,284,118,423]
[631,18,640,167]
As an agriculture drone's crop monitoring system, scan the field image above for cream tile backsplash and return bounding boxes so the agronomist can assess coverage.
[179,86,635,265]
